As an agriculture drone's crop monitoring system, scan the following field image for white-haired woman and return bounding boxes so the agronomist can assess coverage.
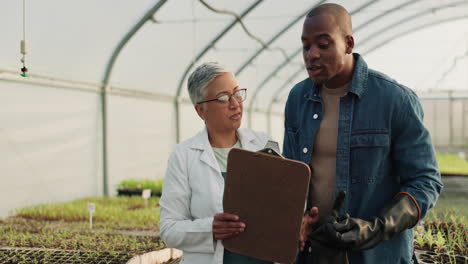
[159,62,273,264]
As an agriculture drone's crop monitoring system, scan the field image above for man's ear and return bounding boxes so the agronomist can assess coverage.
[194,104,206,120]
[345,35,354,54]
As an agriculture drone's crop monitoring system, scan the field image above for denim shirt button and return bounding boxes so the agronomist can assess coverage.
[303,147,308,154]
[313,114,318,119]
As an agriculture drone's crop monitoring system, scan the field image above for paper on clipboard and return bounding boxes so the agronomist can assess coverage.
[222,145,311,264]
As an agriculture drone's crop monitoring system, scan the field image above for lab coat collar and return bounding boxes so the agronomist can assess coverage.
[189,127,259,172]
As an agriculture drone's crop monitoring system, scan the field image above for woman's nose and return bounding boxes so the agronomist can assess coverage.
[229,96,241,109]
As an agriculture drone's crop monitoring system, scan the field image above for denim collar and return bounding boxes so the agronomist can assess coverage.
[349,53,368,99]
[305,53,368,100]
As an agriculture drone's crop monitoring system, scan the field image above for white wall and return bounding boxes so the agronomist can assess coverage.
[0,81,100,217]
[106,95,175,194]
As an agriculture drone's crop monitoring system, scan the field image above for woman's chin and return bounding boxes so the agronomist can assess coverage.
[222,122,241,132]
[233,119,242,129]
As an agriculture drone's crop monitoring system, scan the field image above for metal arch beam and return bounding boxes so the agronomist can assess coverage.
[270,67,305,106]
[255,0,466,126]
[361,15,468,59]
[236,0,380,77]
[174,0,264,143]
[269,15,468,105]
[262,0,421,117]
[266,66,304,134]
[352,0,425,34]
[357,1,468,52]
[247,0,381,127]
[234,0,327,77]
[265,15,468,134]
[247,49,301,127]
[102,0,169,87]
[99,0,169,196]
[362,16,468,55]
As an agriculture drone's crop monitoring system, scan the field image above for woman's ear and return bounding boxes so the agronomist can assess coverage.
[194,104,206,120]
[345,35,354,54]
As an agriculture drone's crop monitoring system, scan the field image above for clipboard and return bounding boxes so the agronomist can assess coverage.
[222,144,311,263]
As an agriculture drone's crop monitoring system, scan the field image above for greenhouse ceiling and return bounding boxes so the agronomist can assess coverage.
[1,0,468,198]
[1,0,468,117]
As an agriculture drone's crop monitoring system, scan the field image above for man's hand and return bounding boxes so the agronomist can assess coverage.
[299,207,319,251]
[299,191,345,251]
[310,192,419,251]
[212,213,245,240]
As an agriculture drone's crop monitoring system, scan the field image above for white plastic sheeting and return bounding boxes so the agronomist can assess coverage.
[0,81,101,216]
[106,96,174,192]
[0,82,210,217]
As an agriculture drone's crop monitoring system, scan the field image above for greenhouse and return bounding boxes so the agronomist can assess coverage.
[1,0,467,263]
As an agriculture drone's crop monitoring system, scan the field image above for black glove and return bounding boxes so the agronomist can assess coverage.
[300,191,349,264]
[310,192,420,251]
[306,190,348,253]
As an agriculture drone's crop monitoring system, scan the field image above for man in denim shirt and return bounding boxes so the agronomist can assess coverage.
[284,3,443,264]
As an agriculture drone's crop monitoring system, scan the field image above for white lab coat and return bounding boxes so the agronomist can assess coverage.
[159,127,270,264]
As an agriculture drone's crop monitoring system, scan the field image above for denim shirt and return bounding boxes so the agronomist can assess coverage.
[283,53,442,264]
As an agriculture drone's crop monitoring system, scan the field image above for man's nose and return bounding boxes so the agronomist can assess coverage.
[304,47,320,60]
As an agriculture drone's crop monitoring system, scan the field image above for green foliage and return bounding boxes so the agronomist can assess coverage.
[434,230,446,249]
[0,221,162,254]
[117,178,164,192]
[415,192,467,257]
[414,225,425,246]
[14,196,160,230]
[437,153,468,174]
[427,192,468,222]
[0,196,165,263]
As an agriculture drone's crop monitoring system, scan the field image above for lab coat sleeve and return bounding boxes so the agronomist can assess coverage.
[159,146,216,253]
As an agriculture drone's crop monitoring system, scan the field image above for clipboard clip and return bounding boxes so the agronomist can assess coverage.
[258,140,283,157]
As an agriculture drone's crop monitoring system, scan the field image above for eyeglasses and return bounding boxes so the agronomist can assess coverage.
[197,88,247,105]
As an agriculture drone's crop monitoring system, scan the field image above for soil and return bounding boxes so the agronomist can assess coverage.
[0,247,133,264]
[415,249,468,264]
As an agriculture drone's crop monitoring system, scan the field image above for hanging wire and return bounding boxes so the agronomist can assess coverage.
[192,0,197,64]
[23,0,25,41]
[435,46,468,90]
[417,32,468,90]
[198,0,289,60]
[20,0,28,77]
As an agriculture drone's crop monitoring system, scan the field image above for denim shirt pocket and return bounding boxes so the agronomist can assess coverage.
[349,131,390,184]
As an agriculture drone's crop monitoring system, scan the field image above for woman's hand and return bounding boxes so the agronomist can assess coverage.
[299,207,319,251]
[212,213,245,240]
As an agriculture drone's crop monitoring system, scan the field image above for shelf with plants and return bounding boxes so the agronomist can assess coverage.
[414,192,468,264]
[0,196,173,264]
[437,153,468,176]
[117,178,164,197]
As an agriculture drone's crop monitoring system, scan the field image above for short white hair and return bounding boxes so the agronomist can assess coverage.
[187,62,231,105]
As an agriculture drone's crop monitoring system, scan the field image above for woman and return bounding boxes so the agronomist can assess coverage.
[159,62,272,264]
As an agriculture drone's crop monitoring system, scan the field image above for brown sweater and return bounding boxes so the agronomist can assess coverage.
[309,83,348,222]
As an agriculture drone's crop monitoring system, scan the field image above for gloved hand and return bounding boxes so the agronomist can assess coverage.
[307,190,347,254]
[299,191,349,264]
[309,192,420,251]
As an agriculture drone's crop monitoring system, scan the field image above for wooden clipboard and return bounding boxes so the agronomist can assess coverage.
[222,148,311,264]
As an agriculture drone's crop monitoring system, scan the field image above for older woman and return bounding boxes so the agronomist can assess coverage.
[159,62,272,264]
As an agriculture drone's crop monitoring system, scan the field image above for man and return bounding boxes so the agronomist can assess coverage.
[282,3,442,264]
